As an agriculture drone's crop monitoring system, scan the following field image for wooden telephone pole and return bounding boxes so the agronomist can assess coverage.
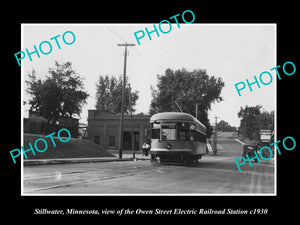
[213,116,219,155]
[117,43,135,159]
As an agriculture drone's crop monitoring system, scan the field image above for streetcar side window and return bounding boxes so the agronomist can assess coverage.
[192,129,206,143]
[190,123,195,141]
[161,123,176,141]
[151,128,160,139]
[177,122,190,141]
[190,130,195,141]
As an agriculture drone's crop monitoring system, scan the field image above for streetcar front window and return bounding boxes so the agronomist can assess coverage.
[162,123,176,141]
[177,122,190,141]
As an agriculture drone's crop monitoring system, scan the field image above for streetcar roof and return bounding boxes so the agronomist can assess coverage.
[150,112,206,130]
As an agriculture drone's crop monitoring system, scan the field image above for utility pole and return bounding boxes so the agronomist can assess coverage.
[117,43,135,159]
[195,104,198,119]
[213,116,219,155]
[128,83,135,160]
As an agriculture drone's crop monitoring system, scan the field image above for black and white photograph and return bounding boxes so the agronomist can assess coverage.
[3,4,298,220]
[21,23,276,195]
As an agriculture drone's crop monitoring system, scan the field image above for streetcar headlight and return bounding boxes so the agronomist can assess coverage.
[166,143,172,149]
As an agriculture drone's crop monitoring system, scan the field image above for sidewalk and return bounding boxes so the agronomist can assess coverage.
[24,153,150,166]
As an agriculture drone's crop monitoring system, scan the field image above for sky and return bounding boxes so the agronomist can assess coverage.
[22,24,276,127]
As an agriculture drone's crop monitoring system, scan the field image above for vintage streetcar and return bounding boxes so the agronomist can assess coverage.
[150,112,207,164]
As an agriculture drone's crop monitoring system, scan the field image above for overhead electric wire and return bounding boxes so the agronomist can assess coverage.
[105,26,162,74]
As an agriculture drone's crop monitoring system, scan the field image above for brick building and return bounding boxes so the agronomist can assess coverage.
[87,110,151,151]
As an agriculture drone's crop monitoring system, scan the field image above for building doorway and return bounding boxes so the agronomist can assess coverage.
[123,131,139,151]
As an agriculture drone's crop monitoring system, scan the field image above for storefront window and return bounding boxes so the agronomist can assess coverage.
[94,135,100,145]
[108,136,116,147]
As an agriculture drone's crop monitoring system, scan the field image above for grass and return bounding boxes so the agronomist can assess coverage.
[23,133,115,159]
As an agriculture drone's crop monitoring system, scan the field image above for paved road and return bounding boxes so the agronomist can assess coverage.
[23,132,275,195]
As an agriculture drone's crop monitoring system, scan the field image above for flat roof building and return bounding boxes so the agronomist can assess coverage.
[87,110,151,151]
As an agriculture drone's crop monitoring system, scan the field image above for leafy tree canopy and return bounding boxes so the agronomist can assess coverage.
[238,105,274,141]
[149,68,225,137]
[26,61,89,122]
[216,120,236,132]
[95,75,139,114]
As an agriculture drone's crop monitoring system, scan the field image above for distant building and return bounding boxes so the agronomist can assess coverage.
[87,110,151,151]
[24,110,79,137]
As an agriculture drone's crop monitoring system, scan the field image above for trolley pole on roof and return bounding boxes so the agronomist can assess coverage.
[117,43,135,159]
[174,101,183,112]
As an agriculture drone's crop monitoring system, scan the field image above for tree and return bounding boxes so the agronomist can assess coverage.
[238,105,261,141]
[26,61,89,127]
[216,120,236,132]
[95,75,117,111]
[256,110,274,131]
[237,105,274,141]
[95,75,139,114]
[149,68,225,137]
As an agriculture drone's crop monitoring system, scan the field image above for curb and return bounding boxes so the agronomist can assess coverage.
[24,157,149,166]
[234,138,245,145]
